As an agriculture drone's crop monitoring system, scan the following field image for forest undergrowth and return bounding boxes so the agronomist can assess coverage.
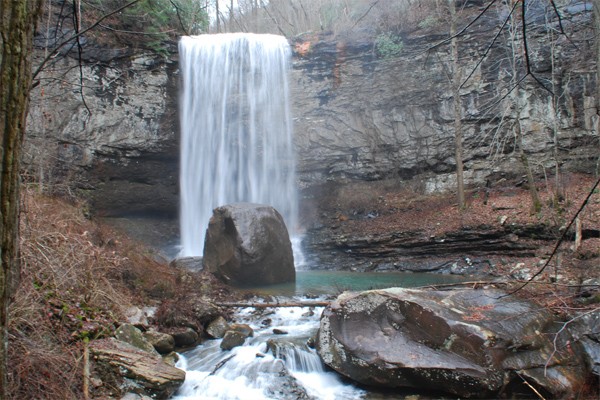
[6,186,230,399]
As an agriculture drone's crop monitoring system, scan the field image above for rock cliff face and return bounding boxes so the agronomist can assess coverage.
[25,45,180,217]
[24,2,599,250]
[290,3,598,192]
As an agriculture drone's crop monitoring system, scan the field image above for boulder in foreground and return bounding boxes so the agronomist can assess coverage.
[317,288,588,399]
[203,203,295,286]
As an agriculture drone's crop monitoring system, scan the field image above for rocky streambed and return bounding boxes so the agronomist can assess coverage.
[87,175,600,399]
[93,283,600,399]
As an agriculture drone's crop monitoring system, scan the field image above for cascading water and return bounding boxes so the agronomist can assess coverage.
[178,33,298,257]
[172,301,366,400]
[171,272,469,399]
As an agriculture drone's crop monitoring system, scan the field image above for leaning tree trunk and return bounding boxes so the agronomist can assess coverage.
[0,0,44,397]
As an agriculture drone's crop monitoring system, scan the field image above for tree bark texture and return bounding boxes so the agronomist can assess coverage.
[0,0,43,396]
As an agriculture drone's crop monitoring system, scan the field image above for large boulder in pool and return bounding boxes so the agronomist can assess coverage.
[203,203,295,286]
[317,288,588,399]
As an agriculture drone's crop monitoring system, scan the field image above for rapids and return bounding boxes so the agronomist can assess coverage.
[172,300,365,400]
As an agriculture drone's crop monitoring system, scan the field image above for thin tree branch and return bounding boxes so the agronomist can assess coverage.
[516,372,547,400]
[169,0,189,36]
[271,1,297,30]
[426,0,499,53]
[503,175,600,297]
[98,23,176,36]
[545,307,600,374]
[521,0,553,95]
[53,0,69,42]
[349,0,381,31]
[72,0,92,121]
[549,0,566,37]
[459,1,518,90]
[548,0,579,50]
[260,0,287,37]
[478,74,528,116]
[32,0,142,82]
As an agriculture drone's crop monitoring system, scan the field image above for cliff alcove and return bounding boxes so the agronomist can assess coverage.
[23,0,600,268]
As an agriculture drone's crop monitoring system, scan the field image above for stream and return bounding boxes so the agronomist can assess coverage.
[171,271,467,400]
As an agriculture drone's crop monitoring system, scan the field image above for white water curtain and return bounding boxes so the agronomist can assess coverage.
[178,33,297,257]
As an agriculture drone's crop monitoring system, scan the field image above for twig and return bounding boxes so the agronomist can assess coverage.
[503,175,600,297]
[32,0,142,82]
[545,307,600,374]
[349,0,381,31]
[421,280,504,289]
[169,0,189,36]
[521,0,553,95]
[209,355,235,375]
[98,23,176,36]
[72,0,92,121]
[516,371,546,400]
[259,0,287,37]
[459,1,518,90]
[426,0,499,53]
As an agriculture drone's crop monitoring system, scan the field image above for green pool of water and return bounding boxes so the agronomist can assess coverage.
[244,270,469,297]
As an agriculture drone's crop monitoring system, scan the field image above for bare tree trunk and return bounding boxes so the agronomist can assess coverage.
[515,117,541,213]
[450,0,465,209]
[575,217,582,251]
[216,0,220,32]
[0,1,44,396]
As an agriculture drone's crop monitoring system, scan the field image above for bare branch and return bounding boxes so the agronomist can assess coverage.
[169,0,190,36]
[426,0,499,53]
[515,372,547,400]
[97,23,176,36]
[260,0,288,37]
[504,175,600,297]
[72,0,92,121]
[521,0,553,95]
[545,307,600,374]
[349,0,381,31]
[459,1,518,90]
[32,0,142,82]
[549,0,567,37]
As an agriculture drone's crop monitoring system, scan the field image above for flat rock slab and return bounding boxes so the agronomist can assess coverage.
[90,338,185,399]
[317,288,587,398]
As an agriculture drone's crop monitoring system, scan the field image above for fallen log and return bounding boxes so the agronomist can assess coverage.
[216,301,330,308]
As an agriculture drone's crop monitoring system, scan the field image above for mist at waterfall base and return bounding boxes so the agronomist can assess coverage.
[178,33,298,258]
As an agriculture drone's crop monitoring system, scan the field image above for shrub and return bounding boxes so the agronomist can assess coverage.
[8,187,177,398]
[375,32,404,59]
[418,15,438,29]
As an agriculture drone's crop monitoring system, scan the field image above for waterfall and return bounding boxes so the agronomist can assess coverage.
[178,33,298,257]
